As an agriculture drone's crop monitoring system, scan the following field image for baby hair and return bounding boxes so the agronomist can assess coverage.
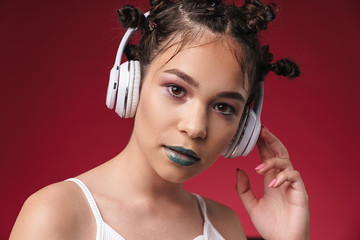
[116,0,300,100]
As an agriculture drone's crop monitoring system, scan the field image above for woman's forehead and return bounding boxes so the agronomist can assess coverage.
[145,34,247,97]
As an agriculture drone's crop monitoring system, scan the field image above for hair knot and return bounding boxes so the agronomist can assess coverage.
[240,0,277,34]
[271,58,300,79]
[117,5,147,30]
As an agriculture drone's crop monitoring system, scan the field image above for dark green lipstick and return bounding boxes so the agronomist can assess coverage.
[163,146,200,166]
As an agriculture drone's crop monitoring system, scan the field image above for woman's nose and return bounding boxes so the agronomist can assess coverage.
[177,103,207,140]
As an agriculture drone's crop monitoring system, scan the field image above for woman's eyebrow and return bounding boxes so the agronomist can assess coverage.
[163,69,199,87]
[217,92,245,103]
[164,68,244,102]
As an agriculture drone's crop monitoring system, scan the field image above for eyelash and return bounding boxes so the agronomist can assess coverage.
[165,84,236,117]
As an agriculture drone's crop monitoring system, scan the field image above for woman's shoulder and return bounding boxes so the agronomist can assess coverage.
[201,196,247,240]
[10,180,96,239]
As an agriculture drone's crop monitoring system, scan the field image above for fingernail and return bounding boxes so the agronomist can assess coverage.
[268,178,277,187]
[261,125,268,131]
[255,163,265,171]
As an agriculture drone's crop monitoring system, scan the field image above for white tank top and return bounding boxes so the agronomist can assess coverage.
[66,178,225,240]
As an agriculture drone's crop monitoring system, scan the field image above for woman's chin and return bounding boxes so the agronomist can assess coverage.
[155,164,201,184]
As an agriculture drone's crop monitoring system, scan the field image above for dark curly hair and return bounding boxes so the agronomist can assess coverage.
[117,0,300,100]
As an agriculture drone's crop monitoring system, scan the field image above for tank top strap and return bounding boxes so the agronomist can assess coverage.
[192,193,226,240]
[66,178,104,239]
[193,194,210,222]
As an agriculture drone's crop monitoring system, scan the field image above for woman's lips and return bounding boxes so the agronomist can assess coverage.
[163,146,200,166]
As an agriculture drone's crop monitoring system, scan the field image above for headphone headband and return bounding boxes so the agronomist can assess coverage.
[112,11,150,72]
[106,12,150,112]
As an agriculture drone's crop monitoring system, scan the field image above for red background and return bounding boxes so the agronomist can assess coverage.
[1,0,360,239]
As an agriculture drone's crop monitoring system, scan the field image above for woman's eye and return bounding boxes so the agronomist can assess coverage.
[167,85,186,97]
[214,103,234,116]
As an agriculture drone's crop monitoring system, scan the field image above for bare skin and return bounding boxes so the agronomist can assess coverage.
[237,127,309,240]
[10,34,308,240]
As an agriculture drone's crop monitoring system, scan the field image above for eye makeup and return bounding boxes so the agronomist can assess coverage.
[213,103,236,116]
[166,84,186,98]
[158,71,243,118]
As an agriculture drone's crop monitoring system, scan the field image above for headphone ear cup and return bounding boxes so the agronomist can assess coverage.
[222,106,249,158]
[233,109,259,157]
[115,61,130,118]
[242,113,261,156]
[222,108,260,158]
[127,60,141,118]
[107,11,150,117]
[222,82,264,158]
[106,66,119,109]
[114,60,141,118]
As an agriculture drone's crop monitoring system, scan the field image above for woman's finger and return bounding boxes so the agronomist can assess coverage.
[256,135,274,161]
[268,169,302,188]
[255,157,294,175]
[260,126,289,159]
[236,169,258,214]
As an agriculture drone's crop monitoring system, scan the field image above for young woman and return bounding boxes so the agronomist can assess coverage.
[10,0,309,239]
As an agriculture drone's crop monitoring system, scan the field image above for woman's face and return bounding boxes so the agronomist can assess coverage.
[132,35,248,183]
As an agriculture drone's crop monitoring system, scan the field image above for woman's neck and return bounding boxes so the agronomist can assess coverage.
[107,135,188,204]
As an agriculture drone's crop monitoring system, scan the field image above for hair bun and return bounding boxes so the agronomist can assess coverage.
[117,5,146,29]
[271,58,300,79]
[241,0,277,34]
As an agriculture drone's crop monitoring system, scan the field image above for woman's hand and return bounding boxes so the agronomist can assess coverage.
[236,126,309,240]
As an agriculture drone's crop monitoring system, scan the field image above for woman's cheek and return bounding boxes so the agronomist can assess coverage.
[208,121,237,153]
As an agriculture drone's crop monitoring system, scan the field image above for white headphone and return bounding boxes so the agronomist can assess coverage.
[106,11,263,158]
